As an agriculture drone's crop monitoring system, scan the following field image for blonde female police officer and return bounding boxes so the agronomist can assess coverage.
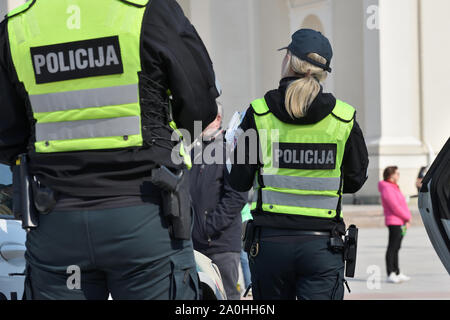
[230,29,369,300]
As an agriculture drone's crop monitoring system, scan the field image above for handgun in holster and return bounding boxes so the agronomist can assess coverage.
[150,166,191,240]
[12,154,57,231]
[344,225,358,278]
[12,154,38,231]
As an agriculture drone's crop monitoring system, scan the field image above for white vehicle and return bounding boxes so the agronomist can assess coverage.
[194,250,227,300]
[0,215,25,300]
[0,165,226,300]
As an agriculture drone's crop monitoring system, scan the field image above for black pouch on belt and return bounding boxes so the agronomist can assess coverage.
[12,154,39,230]
[31,177,57,215]
[242,220,255,253]
[168,171,191,240]
[151,166,191,240]
[344,225,359,278]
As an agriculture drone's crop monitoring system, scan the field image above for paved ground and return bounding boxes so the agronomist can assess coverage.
[345,226,450,300]
[239,203,450,300]
[342,202,423,229]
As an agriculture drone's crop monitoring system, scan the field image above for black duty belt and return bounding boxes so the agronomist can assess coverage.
[259,227,330,239]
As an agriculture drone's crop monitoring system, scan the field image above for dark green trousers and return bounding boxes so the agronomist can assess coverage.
[249,231,345,300]
[24,203,199,300]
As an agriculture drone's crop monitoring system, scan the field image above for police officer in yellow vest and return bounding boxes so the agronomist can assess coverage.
[0,0,220,299]
[230,29,369,300]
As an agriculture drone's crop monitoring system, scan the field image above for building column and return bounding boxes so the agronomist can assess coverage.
[419,0,450,155]
[188,0,260,124]
[360,0,427,200]
[286,0,335,94]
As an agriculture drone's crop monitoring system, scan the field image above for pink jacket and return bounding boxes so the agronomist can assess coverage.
[378,180,412,226]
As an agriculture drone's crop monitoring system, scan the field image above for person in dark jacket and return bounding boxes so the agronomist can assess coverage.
[190,104,248,300]
[0,0,219,300]
[229,29,369,300]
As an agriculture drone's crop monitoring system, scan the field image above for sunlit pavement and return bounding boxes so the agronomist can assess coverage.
[238,211,450,301]
[345,227,450,300]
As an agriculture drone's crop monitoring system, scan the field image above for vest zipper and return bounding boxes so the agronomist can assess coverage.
[204,209,211,246]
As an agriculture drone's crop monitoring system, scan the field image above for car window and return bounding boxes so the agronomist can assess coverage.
[0,164,12,185]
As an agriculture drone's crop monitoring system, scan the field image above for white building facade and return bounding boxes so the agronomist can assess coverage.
[2,0,449,202]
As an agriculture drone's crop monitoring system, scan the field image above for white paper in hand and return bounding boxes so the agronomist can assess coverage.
[225,111,245,150]
[225,111,245,173]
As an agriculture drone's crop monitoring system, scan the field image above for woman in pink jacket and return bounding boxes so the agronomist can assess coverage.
[378,166,412,284]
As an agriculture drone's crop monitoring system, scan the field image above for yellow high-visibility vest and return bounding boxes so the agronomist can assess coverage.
[251,97,355,219]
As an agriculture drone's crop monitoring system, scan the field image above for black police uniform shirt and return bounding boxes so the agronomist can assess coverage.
[229,77,369,234]
[0,0,219,210]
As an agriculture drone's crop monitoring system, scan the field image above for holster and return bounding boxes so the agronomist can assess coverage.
[12,154,58,230]
[344,225,358,278]
[12,154,39,230]
[151,166,191,240]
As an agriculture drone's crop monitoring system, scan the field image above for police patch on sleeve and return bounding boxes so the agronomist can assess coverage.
[273,143,337,170]
[30,36,123,84]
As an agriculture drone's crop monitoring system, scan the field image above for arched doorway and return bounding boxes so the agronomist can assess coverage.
[301,14,325,33]
[287,1,334,93]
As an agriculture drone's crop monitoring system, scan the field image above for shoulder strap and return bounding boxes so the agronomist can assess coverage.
[118,0,150,8]
[6,0,36,19]
[251,98,270,116]
[332,99,356,123]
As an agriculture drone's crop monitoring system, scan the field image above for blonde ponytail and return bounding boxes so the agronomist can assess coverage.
[284,53,328,119]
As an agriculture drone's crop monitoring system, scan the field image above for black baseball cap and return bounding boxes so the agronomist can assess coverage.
[279,29,333,72]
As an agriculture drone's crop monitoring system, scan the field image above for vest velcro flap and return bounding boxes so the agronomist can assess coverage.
[251,98,270,115]
[332,100,356,122]
[119,0,150,7]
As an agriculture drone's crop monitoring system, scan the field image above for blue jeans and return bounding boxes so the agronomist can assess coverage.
[240,249,252,289]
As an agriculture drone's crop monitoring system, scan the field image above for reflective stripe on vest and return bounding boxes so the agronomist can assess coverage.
[262,175,341,192]
[29,84,138,113]
[261,190,339,210]
[252,189,339,210]
[251,97,355,219]
[36,116,140,142]
[7,0,147,153]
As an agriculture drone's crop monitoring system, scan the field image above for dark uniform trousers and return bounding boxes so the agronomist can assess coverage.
[249,229,345,300]
[24,203,199,300]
